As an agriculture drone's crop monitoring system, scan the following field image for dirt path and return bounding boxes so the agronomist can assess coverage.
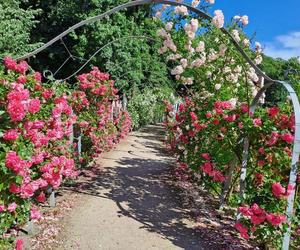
[55,125,213,250]
[50,125,255,250]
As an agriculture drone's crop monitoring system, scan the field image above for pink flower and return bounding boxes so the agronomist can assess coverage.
[3,129,19,141]
[239,205,252,216]
[190,112,198,122]
[281,133,294,144]
[16,61,29,74]
[4,56,17,71]
[272,182,286,198]
[201,153,211,160]
[266,131,279,146]
[235,222,249,239]
[268,107,280,118]
[257,160,265,167]
[258,147,265,154]
[201,162,213,175]
[7,101,26,121]
[206,112,212,119]
[212,10,224,29]
[251,214,266,225]
[30,207,42,221]
[253,118,262,127]
[9,183,21,194]
[240,103,249,113]
[15,239,23,250]
[0,205,5,212]
[34,72,42,82]
[42,89,53,99]
[212,170,226,182]
[28,98,41,114]
[7,202,17,213]
[250,203,265,216]
[17,76,27,84]
[284,184,294,198]
[36,192,46,203]
[266,213,286,226]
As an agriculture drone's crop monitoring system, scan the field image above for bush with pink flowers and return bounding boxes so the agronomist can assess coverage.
[0,58,131,249]
[157,2,300,248]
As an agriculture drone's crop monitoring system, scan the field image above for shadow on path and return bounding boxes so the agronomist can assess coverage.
[64,125,250,250]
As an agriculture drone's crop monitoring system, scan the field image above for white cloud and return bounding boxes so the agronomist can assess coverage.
[263,31,300,59]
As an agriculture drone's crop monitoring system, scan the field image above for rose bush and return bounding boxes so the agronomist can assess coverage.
[157,1,299,248]
[0,59,132,249]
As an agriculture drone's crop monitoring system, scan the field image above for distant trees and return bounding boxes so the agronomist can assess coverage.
[0,0,41,59]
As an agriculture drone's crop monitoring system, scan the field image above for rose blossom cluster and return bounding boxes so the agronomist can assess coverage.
[74,67,132,160]
[164,96,297,245]
[236,203,287,239]
[0,57,81,249]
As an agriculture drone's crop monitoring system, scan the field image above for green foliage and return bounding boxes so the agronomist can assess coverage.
[127,86,177,129]
[261,55,300,105]
[0,0,41,58]
[22,0,172,93]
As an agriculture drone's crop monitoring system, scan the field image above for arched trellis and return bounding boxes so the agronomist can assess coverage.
[15,1,299,249]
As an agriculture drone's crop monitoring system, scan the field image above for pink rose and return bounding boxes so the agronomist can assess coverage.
[253,118,262,127]
[7,202,17,213]
[15,239,23,250]
[266,213,286,226]
[3,129,19,141]
[272,182,285,198]
[281,133,294,144]
[28,98,41,114]
[30,207,42,221]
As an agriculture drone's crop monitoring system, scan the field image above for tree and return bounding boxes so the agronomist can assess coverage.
[0,0,40,59]
[22,0,172,94]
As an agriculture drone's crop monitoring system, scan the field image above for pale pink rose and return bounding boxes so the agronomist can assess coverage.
[212,10,224,29]
[174,5,189,16]
[191,0,200,7]
[7,202,17,213]
[196,41,205,52]
[165,22,173,31]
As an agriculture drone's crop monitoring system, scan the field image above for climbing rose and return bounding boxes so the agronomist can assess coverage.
[266,213,286,226]
[7,202,17,212]
[201,153,211,160]
[9,183,20,194]
[190,112,198,121]
[239,205,252,216]
[268,107,279,118]
[36,192,46,203]
[272,182,286,198]
[0,205,5,213]
[235,222,249,239]
[28,98,41,114]
[16,61,29,74]
[3,129,19,141]
[253,118,262,127]
[15,239,23,250]
[212,10,224,29]
[4,56,17,71]
[281,133,294,144]
[34,72,42,82]
[174,5,188,16]
[30,207,42,220]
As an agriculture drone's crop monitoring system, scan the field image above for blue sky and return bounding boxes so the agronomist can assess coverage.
[210,0,300,59]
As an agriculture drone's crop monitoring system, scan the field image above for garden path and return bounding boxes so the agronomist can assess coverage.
[55,125,210,250]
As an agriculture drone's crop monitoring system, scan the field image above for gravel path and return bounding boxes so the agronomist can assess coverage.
[55,125,211,250]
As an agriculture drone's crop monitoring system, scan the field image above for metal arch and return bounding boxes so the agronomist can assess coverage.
[60,35,157,81]
[238,80,300,250]
[16,0,273,82]
[12,1,299,248]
